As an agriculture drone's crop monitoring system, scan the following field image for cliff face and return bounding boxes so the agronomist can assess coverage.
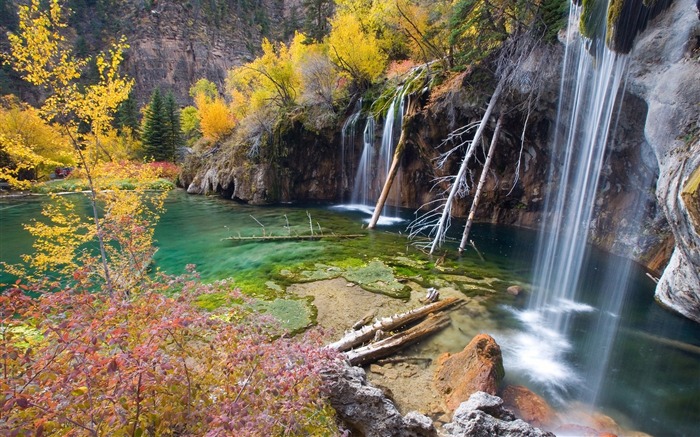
[0,0,301,105]
[627,0,700,322]
[120,0,297,105]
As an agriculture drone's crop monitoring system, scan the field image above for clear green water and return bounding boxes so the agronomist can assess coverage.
[1,190,698,436]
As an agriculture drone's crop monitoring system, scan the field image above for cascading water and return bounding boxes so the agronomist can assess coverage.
[350,116,375,206]
[340,99,363,195]
[505,1,650,406]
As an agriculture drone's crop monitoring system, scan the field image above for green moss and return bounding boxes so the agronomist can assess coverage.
[342,260,410,299]
[606,0,625,47]
[195,291,242,311]
[580,0,606,40]
[253,297,315,333]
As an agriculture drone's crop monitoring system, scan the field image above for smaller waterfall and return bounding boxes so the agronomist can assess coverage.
[351,116,375,205]
[341,99,363,195]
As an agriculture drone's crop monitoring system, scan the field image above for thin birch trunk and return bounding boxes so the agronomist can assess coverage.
[459,113,504,253]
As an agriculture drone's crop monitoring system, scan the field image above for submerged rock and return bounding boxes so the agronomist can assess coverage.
[434,334,505,411]
[501,385,555,428]
[442,391,555,437]
[506,285,524,296]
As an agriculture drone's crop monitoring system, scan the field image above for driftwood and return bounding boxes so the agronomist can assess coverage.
[223,233,366,243]
[328,297,460,352]
[345,313,451,366]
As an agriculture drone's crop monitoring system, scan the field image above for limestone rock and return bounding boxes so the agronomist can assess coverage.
[501,385,555,428]
[322,362,437,437]
[442,391,555,437]
[434,334,505,411]
[628,0,700,323]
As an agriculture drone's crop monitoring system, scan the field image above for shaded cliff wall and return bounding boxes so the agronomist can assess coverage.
[0,0,303,105]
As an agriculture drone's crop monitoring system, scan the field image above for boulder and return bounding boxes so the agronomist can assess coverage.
[501,385,555,428]
[434,334,505,411]
[322,361,437,437]
[506,285,524,296]
[442,391,555,437]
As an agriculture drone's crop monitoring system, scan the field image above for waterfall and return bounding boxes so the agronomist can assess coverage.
[351,116,375,205]
[341,99,363,196]
[507,1,650,405]
[350,93,404,210]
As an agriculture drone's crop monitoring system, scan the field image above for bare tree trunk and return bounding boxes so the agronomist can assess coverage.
[66,128,113,293]
[368,95,419,229]
[345,313,451,366]
[459,113,504,253]
[429,78,505,254]
[328,296,460,352]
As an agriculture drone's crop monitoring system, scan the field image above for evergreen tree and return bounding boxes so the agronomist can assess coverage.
[302,0,334,42]
[141,88,168,161]
[115,90,140,138]
[163,91,184,161]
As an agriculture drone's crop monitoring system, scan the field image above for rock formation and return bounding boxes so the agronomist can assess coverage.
[442,391,555,437]
[433,334,505,411]
[501,385,555,429]
[322,362,437,437]
[627,0,700,322]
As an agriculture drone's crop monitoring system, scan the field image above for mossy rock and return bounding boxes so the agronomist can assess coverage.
[253,297,315,334]
[342,260,410,299]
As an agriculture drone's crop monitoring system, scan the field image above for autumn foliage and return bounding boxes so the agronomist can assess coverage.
[0,273,341,435]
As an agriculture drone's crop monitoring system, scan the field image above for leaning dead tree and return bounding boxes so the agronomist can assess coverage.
[459,114,505,253]
[409,33,546,255]
[409,78,505,255]
[368,94,421,229]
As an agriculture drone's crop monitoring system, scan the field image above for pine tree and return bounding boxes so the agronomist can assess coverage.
[142,88,168,161]
[163,91,184,161]
[115,90,140,138]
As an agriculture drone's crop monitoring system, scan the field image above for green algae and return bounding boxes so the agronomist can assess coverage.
[342,260,410,298]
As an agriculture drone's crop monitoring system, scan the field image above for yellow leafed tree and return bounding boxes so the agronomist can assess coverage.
[326,12,388,87]
[3,0,164,295]
[0,98,74,189]
[227,34,307,117]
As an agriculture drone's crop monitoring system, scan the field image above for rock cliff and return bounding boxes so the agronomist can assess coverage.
[627,0,700,322]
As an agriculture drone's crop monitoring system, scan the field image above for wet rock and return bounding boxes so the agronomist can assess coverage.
[553,424,608,436]
[506,285,524,296]
[442,392,555,437]
[501,385,555,428]
[322,362,437,437]
[628,0,700,323]
[434,334,505,411]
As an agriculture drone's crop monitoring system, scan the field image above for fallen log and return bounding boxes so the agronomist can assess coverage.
[345,313,451,366]
[222,233,366,243]
[328,296,461,352]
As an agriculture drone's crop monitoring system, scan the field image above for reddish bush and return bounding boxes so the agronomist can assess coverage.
[1,273,341,436]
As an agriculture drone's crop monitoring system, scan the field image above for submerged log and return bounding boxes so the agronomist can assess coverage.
[328,297,461,352]
[346,313,451,366]
[223,233,366,243]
